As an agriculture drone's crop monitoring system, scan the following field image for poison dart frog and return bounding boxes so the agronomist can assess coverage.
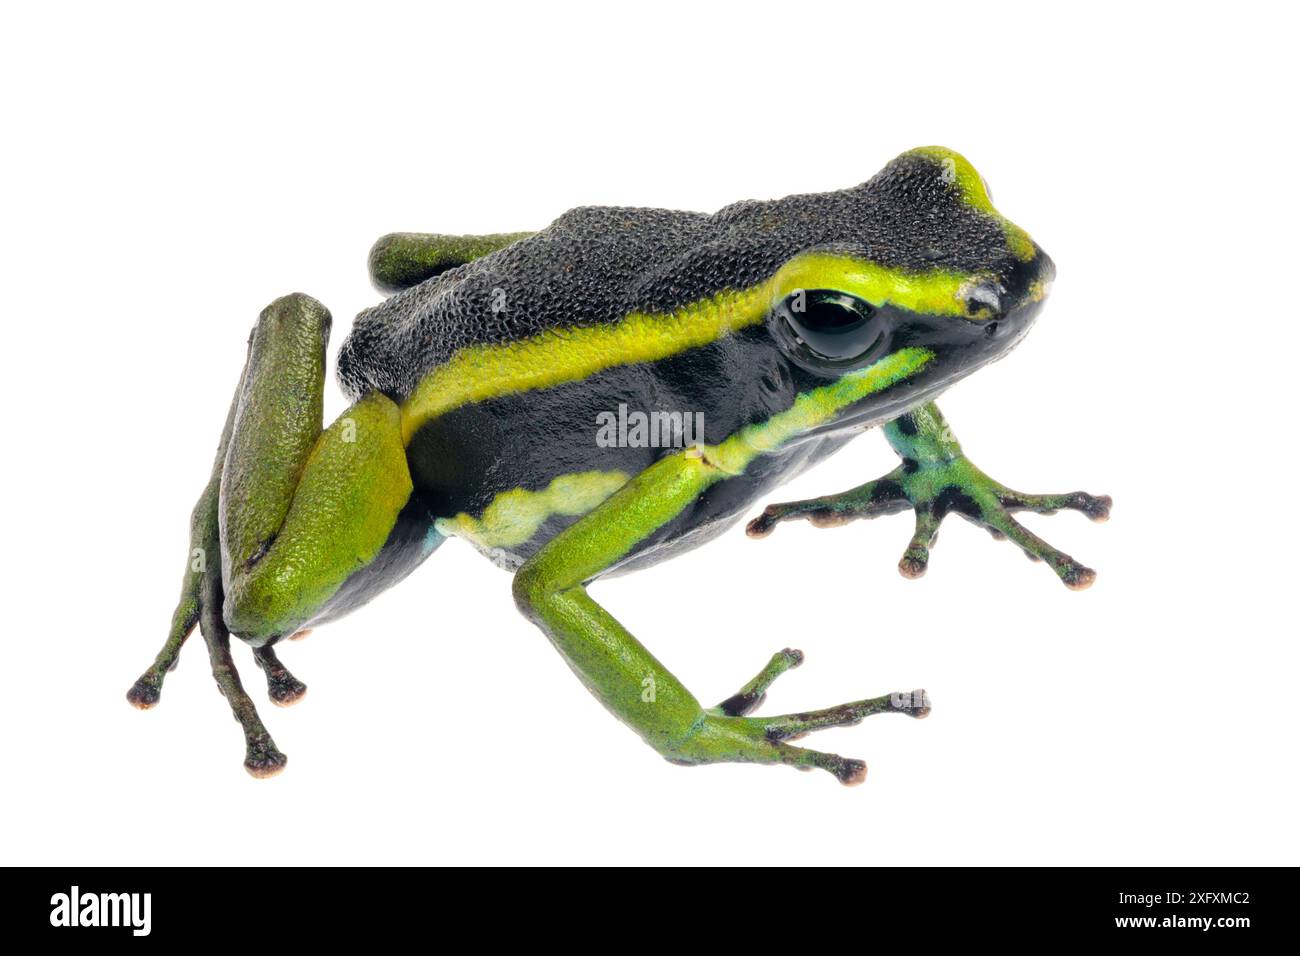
[128,147,1109,783]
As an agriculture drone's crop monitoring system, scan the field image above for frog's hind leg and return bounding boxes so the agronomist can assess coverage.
[368,231,534,295]
[128,294,321,773]
[129,293,418,777]
[127,357,243,710]
[125,339,292,773]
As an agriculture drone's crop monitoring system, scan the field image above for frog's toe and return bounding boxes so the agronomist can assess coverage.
[244,740,288,779]
[977,505,1099,590]
[126,674,162,710]
[838,760,869,786]
[761,687,933,738]
[999,488,1113,523]
[746,475,910,539]
[752,685,930,785]
[253,645,308,707]
[897,511,942,579]
[745,502,799,537]
[268,676,308,707]
[1063,565,1097,591]
[710,647,804,717]
[787,748,868,785]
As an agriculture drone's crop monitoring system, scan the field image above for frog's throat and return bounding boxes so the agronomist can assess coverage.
[398,254,982,443]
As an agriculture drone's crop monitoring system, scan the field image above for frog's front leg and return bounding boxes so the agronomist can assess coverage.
[513,449,929,785]
[747,402,1111,589]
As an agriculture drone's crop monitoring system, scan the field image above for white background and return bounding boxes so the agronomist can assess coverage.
[3,1,1296,866]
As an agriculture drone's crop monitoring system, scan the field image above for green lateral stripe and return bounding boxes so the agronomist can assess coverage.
[706,347,935,475]
[400,284,773,443]
[437,469,630,550]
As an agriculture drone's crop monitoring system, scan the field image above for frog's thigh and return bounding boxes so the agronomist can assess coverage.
[220,395,414,643]
[218,295,414,644]
[368,231,534,295]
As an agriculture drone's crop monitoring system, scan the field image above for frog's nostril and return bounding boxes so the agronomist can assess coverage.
[964,283,1003,317]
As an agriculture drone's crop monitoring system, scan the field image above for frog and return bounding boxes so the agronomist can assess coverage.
[127,146,1110,783]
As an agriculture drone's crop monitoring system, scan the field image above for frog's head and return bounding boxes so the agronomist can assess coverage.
[764,146,1054,423]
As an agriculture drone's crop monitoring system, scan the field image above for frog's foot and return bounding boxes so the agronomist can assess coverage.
[684,648,929,784]
[748,464,1110,590]
[253,644,308,707]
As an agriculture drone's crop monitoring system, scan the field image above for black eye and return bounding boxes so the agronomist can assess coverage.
[778,290,885,361]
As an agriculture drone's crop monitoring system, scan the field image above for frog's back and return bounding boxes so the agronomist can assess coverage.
[336,205,713,400]
[335,157,1012,403]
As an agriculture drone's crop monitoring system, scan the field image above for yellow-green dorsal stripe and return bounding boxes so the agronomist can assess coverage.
[399,254,981,443]
[399,285,770,443]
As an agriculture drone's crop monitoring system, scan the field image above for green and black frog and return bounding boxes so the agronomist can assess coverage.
[128,146,1110,783]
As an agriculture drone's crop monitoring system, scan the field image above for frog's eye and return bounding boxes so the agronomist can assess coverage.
[777,290,886,361]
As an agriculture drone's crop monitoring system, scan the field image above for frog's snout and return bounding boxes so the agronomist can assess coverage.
[961,247,1055,342]
[1023,247,1056,306]
[1009,248,1055,329]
